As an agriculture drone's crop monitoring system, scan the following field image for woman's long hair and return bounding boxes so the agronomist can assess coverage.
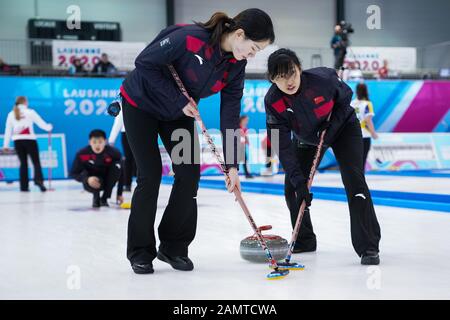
[13,96,27,121]
[195,9,275,46]
[356,83,369,101]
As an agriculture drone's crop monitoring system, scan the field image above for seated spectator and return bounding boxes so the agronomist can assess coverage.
[68,58,86,75]
[377,60,389,79]
[70,129,121,208]
[0,57,10,72]
[342,63,363,81]
[92,53,117,75]
[0,57,22,75]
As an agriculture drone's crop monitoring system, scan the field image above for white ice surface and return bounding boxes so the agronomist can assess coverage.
[0,180,449,300]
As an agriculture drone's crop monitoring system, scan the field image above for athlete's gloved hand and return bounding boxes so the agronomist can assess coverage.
[295,181,313,208]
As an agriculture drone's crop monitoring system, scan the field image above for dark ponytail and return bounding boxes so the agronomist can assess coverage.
[196,8,275,46]
[196,12,232,46]
[356,83,369,100]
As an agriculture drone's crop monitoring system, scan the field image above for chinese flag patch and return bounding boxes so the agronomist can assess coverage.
[314,96,325,104]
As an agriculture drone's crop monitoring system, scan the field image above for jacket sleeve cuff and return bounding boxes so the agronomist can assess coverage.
[173,94,190,117]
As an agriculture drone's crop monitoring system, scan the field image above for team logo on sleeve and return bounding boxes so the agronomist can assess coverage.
[194,54,204,65]
[160,37,171,47]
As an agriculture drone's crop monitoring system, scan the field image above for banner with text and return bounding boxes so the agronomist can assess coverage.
[52,40,146,71]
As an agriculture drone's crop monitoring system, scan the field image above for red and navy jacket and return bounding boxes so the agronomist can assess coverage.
[70,145,121,183]
[121,24,247,168]
[265,67,356,188]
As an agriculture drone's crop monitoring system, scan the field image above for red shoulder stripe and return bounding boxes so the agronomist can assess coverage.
[272,98,287,114]
[313,100,334,118]
[186,35,205,53]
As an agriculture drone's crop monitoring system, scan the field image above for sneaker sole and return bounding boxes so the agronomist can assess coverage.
[157,251,194,271]
[132,266,154,274]
[293,248,317,254]
[361,257,380,265]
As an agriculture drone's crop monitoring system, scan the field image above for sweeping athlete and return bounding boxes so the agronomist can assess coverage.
[265,49,381,265]
[119,9,275,274]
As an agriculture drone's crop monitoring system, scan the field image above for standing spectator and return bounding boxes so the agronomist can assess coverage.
[331,25,347,71]
[239,115,253,178]
[3,96,53,192]
[92,53,117,75]
[350,83,378,168]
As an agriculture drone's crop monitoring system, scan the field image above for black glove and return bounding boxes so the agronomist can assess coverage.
[295,181,313,208]
[107,101,121,117]
[317,120,331,138]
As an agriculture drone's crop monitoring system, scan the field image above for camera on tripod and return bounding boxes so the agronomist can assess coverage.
[338,20,354,43]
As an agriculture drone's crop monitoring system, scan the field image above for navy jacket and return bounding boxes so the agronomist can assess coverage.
[265,67,356,188]
[70,145,121,184]
[121,24,247,168]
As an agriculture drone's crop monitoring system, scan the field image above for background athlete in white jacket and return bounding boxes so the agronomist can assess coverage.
[108,110,136,196]
[3,96,53,192]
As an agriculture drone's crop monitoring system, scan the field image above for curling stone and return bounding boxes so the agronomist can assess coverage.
[240,225,288,263]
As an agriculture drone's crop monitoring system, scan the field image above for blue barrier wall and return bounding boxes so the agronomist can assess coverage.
[1,76,449,176]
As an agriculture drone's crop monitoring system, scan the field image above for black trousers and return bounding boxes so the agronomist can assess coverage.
[116,158,125,197]
[284,144,326,251]
[241,147,251,176]
[285,119,381,256]
[334,49,347,70]
[363,137,371,169]
[14,139,44,191]
[121,132,136,188]
[82,165,121,199]
[265,145,272,169]
[122,99,200,264]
